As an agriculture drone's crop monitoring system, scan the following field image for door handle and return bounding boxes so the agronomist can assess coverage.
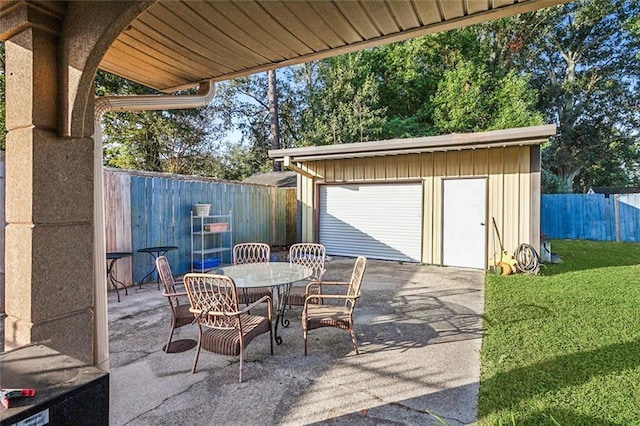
[480,222,485,226]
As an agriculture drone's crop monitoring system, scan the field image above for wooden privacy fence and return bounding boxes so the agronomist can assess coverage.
[105,168,297,287]
[541,193,640,242]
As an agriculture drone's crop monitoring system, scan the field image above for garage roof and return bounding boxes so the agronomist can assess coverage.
[99,0,569,92]
[269,124,557,162]
[243,171,297,187]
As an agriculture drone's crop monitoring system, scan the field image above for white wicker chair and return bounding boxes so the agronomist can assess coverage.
[302,256,366,356]
[287,243,326,307]
[184,273,273,382]
[232,243,272,306]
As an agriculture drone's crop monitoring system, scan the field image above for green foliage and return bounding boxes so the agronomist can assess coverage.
[95,70,155,97]
[364,33,478,138]
[479,240,640,424]
[96,68,299,180]
[383,116,434,139]
[511,0,640,192]
[96,71,229,177]
[490,71,545,130]
[432,60,491,133]
[294,28,544,145]
[217,141,271,181]
[102,108,222,175]
[214,70,299,177]
[432,61,543,134]
[295,54,386,146]
[541,168,571,194]
[574,136,640,191]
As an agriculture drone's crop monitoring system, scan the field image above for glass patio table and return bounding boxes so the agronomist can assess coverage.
[216,262,312,345]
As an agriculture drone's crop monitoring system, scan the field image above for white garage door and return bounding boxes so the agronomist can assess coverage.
[319,183,422,262]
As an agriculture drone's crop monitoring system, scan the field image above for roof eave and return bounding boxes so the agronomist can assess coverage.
[270,124,557,162]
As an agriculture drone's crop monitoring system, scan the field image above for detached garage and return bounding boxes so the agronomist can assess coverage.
[269,124,556,270]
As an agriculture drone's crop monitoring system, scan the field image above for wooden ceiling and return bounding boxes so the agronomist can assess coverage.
[100,0,569,93]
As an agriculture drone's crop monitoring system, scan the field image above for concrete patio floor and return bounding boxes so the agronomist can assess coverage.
[107,257,485,425]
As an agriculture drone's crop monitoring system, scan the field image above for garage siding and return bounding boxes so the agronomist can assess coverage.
[298,145,534,266]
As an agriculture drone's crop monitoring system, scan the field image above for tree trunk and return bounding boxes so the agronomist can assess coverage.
[562,167,581,193]
[268,69,281,172]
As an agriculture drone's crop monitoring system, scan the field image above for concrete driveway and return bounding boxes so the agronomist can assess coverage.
[108,258,485,425]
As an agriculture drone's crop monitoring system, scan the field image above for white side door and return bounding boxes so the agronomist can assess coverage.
[442,178,487,269]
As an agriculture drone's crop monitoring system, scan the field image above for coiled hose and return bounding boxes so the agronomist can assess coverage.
[514,243,540,274]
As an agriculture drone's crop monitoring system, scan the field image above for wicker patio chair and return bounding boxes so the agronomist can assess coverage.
[232,243,272,305]
[156,256,194,353]
[183,273,273,382]
[302,256,367,356]
[287,243,326,308]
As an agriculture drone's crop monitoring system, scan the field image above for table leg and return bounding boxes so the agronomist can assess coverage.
[138,251,164,290]
[273,283,292,345]
[107,259,128,302]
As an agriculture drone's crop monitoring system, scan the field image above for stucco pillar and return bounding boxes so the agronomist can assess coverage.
[3,3,95,364]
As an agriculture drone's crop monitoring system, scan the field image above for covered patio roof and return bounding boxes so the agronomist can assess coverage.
[99,0,569,92]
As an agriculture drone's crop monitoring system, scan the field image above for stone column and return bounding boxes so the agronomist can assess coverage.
[2,2,95,364]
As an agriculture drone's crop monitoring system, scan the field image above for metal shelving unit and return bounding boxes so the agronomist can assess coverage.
[190,210,233,272]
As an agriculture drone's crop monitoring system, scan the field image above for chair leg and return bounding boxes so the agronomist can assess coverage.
[303,329,308,356]
[349,327,359,355]
[288,287,295,309]
[239,346,244,383]
[191,327,203,374]
[165,321,176,353]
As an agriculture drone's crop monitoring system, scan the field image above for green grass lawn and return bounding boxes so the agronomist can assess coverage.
[478,240,640,425]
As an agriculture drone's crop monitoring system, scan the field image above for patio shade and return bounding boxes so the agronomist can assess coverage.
[100,0,570,92]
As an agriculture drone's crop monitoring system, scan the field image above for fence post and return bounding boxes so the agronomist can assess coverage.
[614,194,620,242]
[1,151,5,318]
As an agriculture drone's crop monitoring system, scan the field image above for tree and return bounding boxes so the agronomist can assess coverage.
[293,29,542,145]
[504,0,640,192]
[96,71,228,176]
[268,69,281,171]
[90,0,640,191]
[365,31,482,138]
[96,68,300,181]
[211,68,303,179]
[102,108,224,175]
[432,60,544,133]
[294,52,386,146]
[296,3,638,193]
[432,60,492,133]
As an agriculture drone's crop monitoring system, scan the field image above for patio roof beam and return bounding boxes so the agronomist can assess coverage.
[283,156,320,179]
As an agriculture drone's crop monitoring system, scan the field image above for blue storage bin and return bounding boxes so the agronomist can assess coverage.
[193,257,220,270]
